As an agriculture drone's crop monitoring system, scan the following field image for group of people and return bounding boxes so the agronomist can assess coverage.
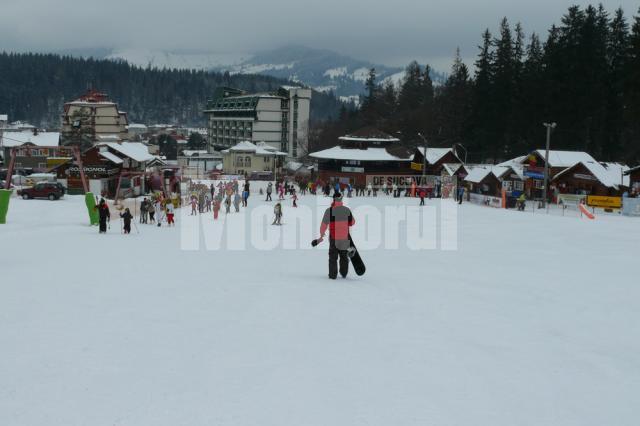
[94,194,176,235]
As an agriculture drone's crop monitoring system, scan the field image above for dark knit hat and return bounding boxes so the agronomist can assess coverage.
[333,192,343,201]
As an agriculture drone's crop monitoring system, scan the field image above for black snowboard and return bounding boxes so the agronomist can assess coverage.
[311,234,366,276]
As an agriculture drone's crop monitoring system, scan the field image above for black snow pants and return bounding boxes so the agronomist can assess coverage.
[329,240,349,279]
[99,219,107,233]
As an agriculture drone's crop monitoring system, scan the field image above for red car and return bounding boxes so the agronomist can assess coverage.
[18,182,66,200]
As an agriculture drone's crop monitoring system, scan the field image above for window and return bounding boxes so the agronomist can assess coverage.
[236,157,244,167]
[534,180,544,189]
[245,156,251,167]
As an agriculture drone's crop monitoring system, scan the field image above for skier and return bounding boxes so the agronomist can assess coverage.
[278,183,285,200]
[457,186,465,204]
[419,187,426,206]
[382,182,388,195]
[291,190,298,208]
[224,195,231,214]
[190,196,198,215]
[205,195,212,212]
[210,183,215,199]
[155,199,164,226]
[273,202,283,225]
[139,198,148,224]
[95,198,110,234]
[317,192,355,279]
[233,192,241,212]
[120,207,133,234]
[242,180,250,207]
[266,182,273,201]
[367,182,373,196]
[166,200,175,226]
[148,200,156,223]
[213,197,220,220]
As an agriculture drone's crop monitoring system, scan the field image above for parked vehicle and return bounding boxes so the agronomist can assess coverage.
[17,182,66,200]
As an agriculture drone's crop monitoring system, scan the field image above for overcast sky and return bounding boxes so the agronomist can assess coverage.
[1,0,638,70]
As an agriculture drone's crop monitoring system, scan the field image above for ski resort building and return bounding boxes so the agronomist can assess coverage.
[309,128,414,186]
[52,142,155,197]
[220,140,287,178]
[60,89,129,144]
[551,161,629,197]
[309,128,462,187]
[626,166,640,196]
[204,86,311,159]
[0,130,63,171]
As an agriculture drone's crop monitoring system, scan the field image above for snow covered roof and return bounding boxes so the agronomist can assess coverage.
[97,134,121,142]
[285,161,304,171]
[442,163,465,176]
[338,127,400,143]
[416,147,459,165]
[127,123,148,129]
[1,131,60,148]
[97,142,154,162]
[553,161,630,188]
[309,146,410,162]
[625,165,640,175]
[531,150,597,168]
[99,151,124,165]
[221,141,286,156]
[0,114,7,121]
[181,150,210,157]
[464,166,495,183]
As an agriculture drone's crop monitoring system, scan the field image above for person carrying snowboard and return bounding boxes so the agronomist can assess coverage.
[120,207,133,234]
[95,198,110,234]
[273,202,283,225]
[317,192,355,279]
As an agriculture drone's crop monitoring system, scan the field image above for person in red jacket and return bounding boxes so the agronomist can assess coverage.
[317,192,355,279]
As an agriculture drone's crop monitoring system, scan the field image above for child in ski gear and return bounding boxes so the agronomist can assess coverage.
[224,195,231,214]
[139,198,148,224]
[166,201,175,226]
[190,196,198,215]
[419,188,426,206]
[148,201,156,223]
[318,192,355,279]
[95,198,110,234]
[120,208,133,234]
[242,181,250,206]
[273,202,283,225]
[266,182,273,201]
[233,192,241,212]
[213,198,220,220]
[291,190,298,207]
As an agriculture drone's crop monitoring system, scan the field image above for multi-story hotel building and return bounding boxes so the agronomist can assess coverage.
[204,86,311,159]
[61,89,129,144]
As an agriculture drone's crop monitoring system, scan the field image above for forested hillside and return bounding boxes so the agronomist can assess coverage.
[314,5,640,163]
[0,53,343,127]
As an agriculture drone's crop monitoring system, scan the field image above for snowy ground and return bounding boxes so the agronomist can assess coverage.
[1,192,639,426]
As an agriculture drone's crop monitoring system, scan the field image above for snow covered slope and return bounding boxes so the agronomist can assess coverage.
[2,193,638,425]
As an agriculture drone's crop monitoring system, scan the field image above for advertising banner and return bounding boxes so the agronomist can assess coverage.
[557,194,586,205]
[586,195,622,209]
[469,192,502,208]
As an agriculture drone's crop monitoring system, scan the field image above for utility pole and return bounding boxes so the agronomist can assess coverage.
[542,122,557,208]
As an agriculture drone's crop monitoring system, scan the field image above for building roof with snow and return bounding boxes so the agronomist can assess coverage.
[529,150,598,168]
[338,128,400,144]
[96,142,155,162]
[415,147,461,165]
[552,161,630,189]
[221,140,287,156]
[309,146,411,162]
[464,166,495,184]
[1,131,60,148]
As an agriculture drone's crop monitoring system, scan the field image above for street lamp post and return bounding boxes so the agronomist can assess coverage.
[418,133,428,180]
[542,122,557,208]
